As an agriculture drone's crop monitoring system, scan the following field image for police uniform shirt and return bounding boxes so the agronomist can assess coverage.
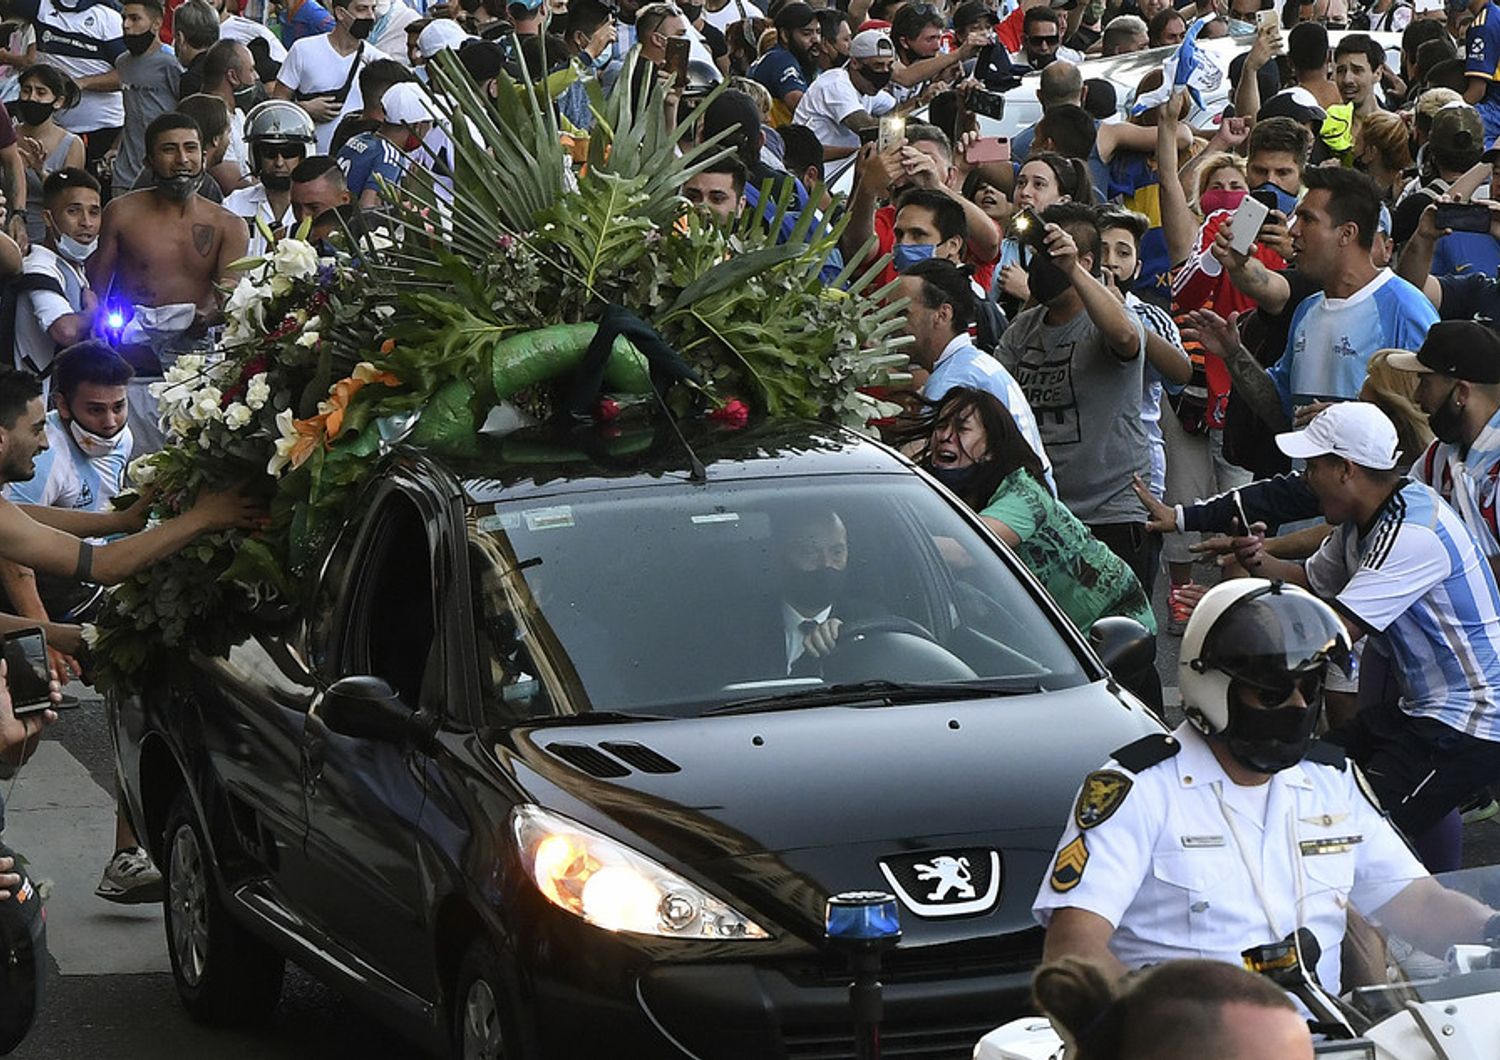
[1033,724,1426,993]
[1306,479,1500,741]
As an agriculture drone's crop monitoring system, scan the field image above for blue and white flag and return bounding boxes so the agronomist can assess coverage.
[1131,16,1223,117]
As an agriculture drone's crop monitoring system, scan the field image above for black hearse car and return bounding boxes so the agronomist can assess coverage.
[113,419,1162,1059]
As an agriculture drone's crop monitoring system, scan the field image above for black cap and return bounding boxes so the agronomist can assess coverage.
[701,89,762,147]
[774,1,817,32]
[1386,321,1500,384]
[458,38,504,85]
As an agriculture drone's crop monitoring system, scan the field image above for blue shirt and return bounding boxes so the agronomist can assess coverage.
[1432,231,1500,281]
[1466,1,1500,144]
[337,131,408,199]
[748,46,815,110]
[1307,481,1500,741]
[1269,270,1438,413]
[281,0,335,45]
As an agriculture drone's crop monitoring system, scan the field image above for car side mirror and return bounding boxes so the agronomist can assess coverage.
[321,675,417,743]
[1088,616,1154,681]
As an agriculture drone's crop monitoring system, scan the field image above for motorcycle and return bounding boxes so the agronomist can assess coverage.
[972,864,1500,1060]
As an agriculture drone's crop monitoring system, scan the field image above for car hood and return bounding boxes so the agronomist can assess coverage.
[501,683,1161,944]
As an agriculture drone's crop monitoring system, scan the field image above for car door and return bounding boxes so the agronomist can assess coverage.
[298,482,444,991]
[192,630,318,902]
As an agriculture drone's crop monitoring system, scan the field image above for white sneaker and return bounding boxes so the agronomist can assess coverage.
[95,846,164,904]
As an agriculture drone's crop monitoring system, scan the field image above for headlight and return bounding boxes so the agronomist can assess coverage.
[511,805,771,941]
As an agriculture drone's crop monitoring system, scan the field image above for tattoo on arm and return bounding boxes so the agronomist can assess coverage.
[192,223,215,258]
[1222,342,1290,431]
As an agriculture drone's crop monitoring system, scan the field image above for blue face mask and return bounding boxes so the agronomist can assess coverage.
[1226,17,1255,33]
[893,242,938,271]
[591,49,612,70]
[1252,181,1299,217]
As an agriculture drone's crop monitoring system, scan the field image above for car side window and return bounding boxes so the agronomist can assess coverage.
[338,494,438,707]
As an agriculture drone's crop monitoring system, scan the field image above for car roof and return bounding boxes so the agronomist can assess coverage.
[450,417,912,507]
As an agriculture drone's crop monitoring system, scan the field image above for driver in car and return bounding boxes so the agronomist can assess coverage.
[1034,579,1500,994]
[775,507,853,676]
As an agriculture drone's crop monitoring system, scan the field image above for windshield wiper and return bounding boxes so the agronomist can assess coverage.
[524,710,672,726]
[704,678,1044,717]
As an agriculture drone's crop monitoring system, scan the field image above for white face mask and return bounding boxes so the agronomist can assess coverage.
[55,233,97,262]
[67,417,129,459]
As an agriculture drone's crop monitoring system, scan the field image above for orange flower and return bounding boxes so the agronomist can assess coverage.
[379,337,396,355]
[269,408,328,476]
[319,364,402,439]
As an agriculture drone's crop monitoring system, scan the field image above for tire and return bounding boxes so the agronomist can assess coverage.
[162,789,285,1025]
[451,940,522,1060]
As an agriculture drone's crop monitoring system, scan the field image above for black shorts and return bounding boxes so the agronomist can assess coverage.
[1331,674,1500,837]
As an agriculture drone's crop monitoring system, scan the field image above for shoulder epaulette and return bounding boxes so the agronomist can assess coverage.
[1111,732,1181,773]
[1301,740,1349,771]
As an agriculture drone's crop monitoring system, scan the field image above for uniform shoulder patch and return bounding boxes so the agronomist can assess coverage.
[1051,835,1089,892]
[1074,770,1133,830]
[1111,732,1181,774]
[1302,740,1349,771]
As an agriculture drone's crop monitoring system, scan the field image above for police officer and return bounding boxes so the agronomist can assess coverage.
[1034,579,1499,988]
[225,101,317,256]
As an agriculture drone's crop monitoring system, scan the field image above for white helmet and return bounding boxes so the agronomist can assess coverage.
[1179,580,1350,768]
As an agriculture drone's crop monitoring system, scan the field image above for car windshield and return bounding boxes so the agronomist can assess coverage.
[466,474,1091,720]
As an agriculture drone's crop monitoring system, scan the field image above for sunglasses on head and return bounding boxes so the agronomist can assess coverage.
[262,144,306,160]
[1239,670,1324,709]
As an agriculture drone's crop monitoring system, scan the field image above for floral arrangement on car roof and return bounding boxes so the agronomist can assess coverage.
[87,51,910,695]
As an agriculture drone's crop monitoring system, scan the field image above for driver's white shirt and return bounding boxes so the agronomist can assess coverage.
[783,603,831,672]
[1034,723,1426,993]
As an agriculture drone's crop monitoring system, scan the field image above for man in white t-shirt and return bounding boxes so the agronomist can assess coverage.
[270,0,376,153]
[793,27,896,161]
[200,39,264,183]
[13,0,125,168]
[13,168,99,397]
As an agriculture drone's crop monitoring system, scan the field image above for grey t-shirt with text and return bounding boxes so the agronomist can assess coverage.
[113,46,182,191]
[995,303,1149,525]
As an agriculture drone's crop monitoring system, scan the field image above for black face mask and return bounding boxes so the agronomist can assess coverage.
[1429,383,1466,445]
[123,31,155,55]
[349,16,376,39]
[233,81,268,111]
[1221,692,1323,774]
[1027,252,1073,304]
[262,173,293,192]
[929,464,980,494]
[859,65,892,92]
[784,565,846,611]
[681,1,702,18]
[10,99,54,126]
[154,170,204,201]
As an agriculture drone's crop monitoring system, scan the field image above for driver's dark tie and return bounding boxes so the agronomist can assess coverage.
[790,620,822,678]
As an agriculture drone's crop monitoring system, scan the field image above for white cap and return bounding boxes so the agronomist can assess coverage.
[416,18,469,59]
[382,82,438,125]
[1414,0,1443,12]
[1275,402,1400,470]
[850,28,895,60]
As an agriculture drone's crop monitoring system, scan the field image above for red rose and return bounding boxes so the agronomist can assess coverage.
[709,399,750,430]
[594,397,621,423]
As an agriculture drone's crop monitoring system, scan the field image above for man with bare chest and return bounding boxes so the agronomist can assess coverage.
[88,112,247,450]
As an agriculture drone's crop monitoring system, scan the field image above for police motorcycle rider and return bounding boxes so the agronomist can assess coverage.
[1031,579,1500,1000]
[224,100,316,256]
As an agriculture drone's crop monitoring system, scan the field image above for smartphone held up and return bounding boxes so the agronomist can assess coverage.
[3,631,51,717]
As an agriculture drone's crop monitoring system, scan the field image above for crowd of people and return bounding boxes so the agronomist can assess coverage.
[0,0,1497,1047]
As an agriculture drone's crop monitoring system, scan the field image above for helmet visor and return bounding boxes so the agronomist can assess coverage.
[1199,587,1349,680]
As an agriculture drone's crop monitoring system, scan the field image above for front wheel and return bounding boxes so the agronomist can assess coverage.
[452,940,523,1060]
[162,790,285,1025]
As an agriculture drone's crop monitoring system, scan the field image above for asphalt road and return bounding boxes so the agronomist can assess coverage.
[6,570,1500,1059]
